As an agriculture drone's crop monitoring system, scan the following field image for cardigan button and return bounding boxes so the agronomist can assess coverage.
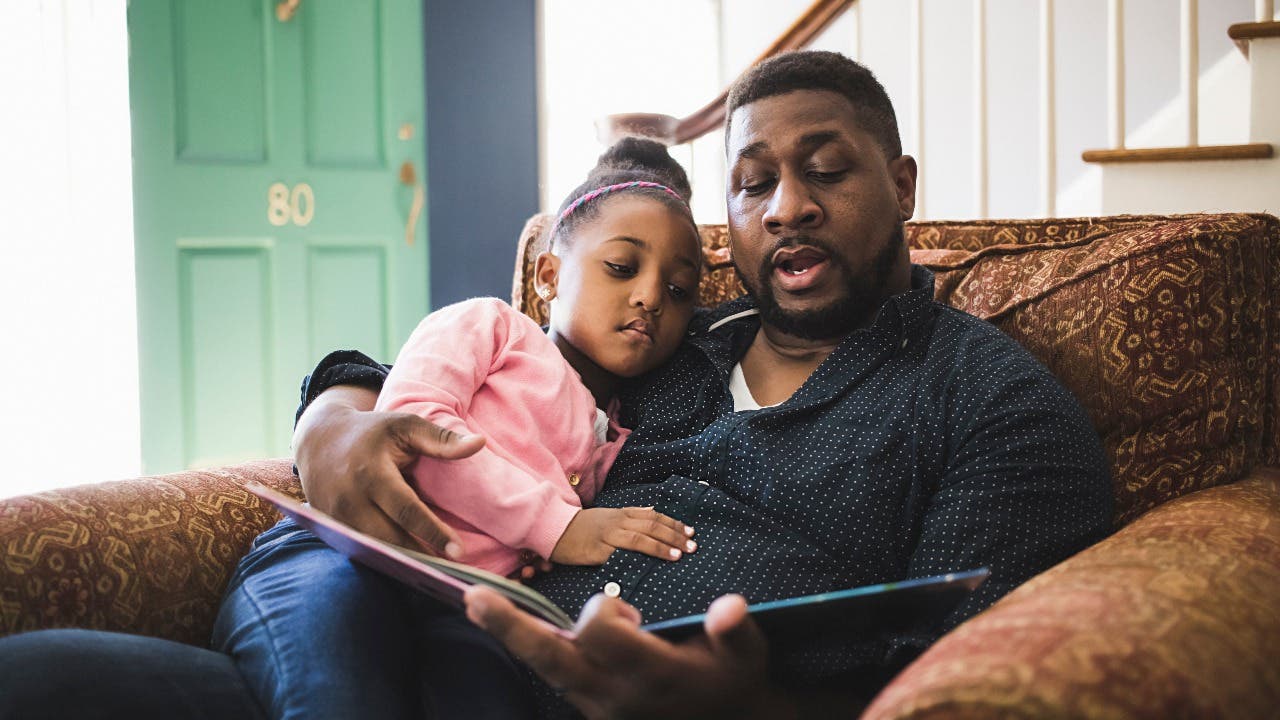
[603,581,621,598]
[567,472,581,487]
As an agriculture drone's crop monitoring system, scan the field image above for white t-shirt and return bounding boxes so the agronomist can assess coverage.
[729,362,781,411]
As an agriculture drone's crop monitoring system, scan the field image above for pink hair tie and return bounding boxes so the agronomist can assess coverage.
[557,181,684,225]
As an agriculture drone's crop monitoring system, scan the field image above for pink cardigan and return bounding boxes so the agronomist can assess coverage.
[376,298,630,576]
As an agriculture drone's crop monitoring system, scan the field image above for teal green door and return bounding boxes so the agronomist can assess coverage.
[129,0,428,472]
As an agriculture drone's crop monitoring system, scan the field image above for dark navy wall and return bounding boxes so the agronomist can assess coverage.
[424,0,539,308]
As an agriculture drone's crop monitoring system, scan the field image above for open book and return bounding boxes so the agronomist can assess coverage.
[247,482,988,643]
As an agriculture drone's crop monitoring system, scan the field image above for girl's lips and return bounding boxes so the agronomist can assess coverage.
[622,320,655,344]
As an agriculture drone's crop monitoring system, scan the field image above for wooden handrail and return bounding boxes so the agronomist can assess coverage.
[1081,143,1274,163]
[597,0,858,146]
[1227,20,1280,40]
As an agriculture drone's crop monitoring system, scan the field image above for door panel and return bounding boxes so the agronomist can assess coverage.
[172,0,268,163]
[130,0,427,473]
[180,246,274,467]
[303,1,385,167]
[306,244,389,361]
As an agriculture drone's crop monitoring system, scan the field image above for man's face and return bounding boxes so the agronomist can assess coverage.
[725,90,916,340]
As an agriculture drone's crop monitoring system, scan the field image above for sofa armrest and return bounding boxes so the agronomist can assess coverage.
[862,467,1280,720]
[0,459,301,646]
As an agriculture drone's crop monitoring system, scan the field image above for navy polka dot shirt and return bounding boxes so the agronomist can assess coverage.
[299,265,1112,691]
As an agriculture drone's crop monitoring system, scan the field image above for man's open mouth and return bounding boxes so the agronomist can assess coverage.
[772,246,829,275]
[770,246,832,292]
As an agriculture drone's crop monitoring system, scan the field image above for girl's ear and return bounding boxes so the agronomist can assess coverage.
[533,251,560,302]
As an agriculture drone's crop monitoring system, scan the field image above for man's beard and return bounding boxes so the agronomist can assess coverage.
[734,223,905,341]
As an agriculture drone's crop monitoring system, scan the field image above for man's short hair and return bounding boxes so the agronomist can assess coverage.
[726,50,902,159]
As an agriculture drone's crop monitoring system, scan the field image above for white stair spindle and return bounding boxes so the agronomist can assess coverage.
[1040,0,1056,217]
[974,0,988,218]
[1258,0,1275,22]
[1182,0,1198,146]
[912,0,926,218]
[852,0,862,60]
[1109,0,1126,148]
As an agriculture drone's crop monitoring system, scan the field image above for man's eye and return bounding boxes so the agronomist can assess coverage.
[739,178,773,195]
[809,170,847,183]
[604,261,635,276]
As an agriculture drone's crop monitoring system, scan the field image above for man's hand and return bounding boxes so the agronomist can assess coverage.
[292,385,485,556]
[464,587,797,720]
[550,507,696,565]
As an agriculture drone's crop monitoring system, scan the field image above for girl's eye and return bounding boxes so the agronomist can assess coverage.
[604,261,635,276]
[668,283,691,300]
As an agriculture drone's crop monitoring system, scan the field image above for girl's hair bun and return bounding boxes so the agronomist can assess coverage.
[591,137,692,202]
[547,136,697,253]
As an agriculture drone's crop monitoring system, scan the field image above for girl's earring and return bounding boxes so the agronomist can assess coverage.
[538,286,553,300]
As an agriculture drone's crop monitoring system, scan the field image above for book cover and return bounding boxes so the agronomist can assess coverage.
[247,482,988,643]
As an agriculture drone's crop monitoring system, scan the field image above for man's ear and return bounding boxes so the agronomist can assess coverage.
[533,251,560,302]
[889,155,918,221]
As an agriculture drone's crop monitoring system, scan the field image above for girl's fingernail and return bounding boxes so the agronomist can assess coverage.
[445,542,462,559]
[669,548,682,559]
[686,540,697,552]
[684,525,695,536]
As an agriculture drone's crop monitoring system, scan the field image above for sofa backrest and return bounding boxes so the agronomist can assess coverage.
[512,212,1280,526]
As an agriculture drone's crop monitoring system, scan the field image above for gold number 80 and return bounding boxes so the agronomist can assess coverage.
[267,182,316,227]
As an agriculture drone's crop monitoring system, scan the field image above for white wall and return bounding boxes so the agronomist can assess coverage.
[0,0,141,499]
[538,0,723,221]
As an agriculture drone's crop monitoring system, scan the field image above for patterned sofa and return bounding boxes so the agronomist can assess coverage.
[3,213,1278,718]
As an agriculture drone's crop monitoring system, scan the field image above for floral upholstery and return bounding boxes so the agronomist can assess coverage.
[917,214,1278,524]
[3,213,1278,718]
[862,466,1280,720]
[0,460,300,646]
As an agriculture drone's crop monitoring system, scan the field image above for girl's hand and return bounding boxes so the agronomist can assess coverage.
[550,507,696,565]
[517,557,555,583]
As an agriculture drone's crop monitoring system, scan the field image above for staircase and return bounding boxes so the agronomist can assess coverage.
[1082,6,1278,214]
[600,0,1279,219]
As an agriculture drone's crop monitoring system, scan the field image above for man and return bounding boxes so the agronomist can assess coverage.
[0,51,1110,719]
[279,50,1111,717]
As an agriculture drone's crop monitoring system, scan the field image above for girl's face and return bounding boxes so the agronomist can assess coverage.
[537,194,702,379]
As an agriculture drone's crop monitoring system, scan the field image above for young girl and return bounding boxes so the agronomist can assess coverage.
[374,138,704,578]
[211,140,705,720]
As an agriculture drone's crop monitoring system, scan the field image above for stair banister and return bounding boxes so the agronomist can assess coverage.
[596,0,858,147]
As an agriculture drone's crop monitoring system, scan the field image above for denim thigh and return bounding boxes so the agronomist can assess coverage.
[214,516,543,719]
[212,516,423,720]
[0,628,266,720]
[408,593,537,719]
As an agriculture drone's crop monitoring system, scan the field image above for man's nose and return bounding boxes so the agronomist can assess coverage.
[763,174,823,232]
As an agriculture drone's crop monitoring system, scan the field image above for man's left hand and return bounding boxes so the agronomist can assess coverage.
[464,587,796,719]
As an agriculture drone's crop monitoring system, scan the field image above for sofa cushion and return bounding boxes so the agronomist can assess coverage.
[513,213,1279,526]
[861,466,1280,720]
[913,214,1277,525]
[0,460,301,644]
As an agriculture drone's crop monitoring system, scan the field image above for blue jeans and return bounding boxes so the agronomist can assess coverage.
[0,518,536,720]
[0,628,267,720]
